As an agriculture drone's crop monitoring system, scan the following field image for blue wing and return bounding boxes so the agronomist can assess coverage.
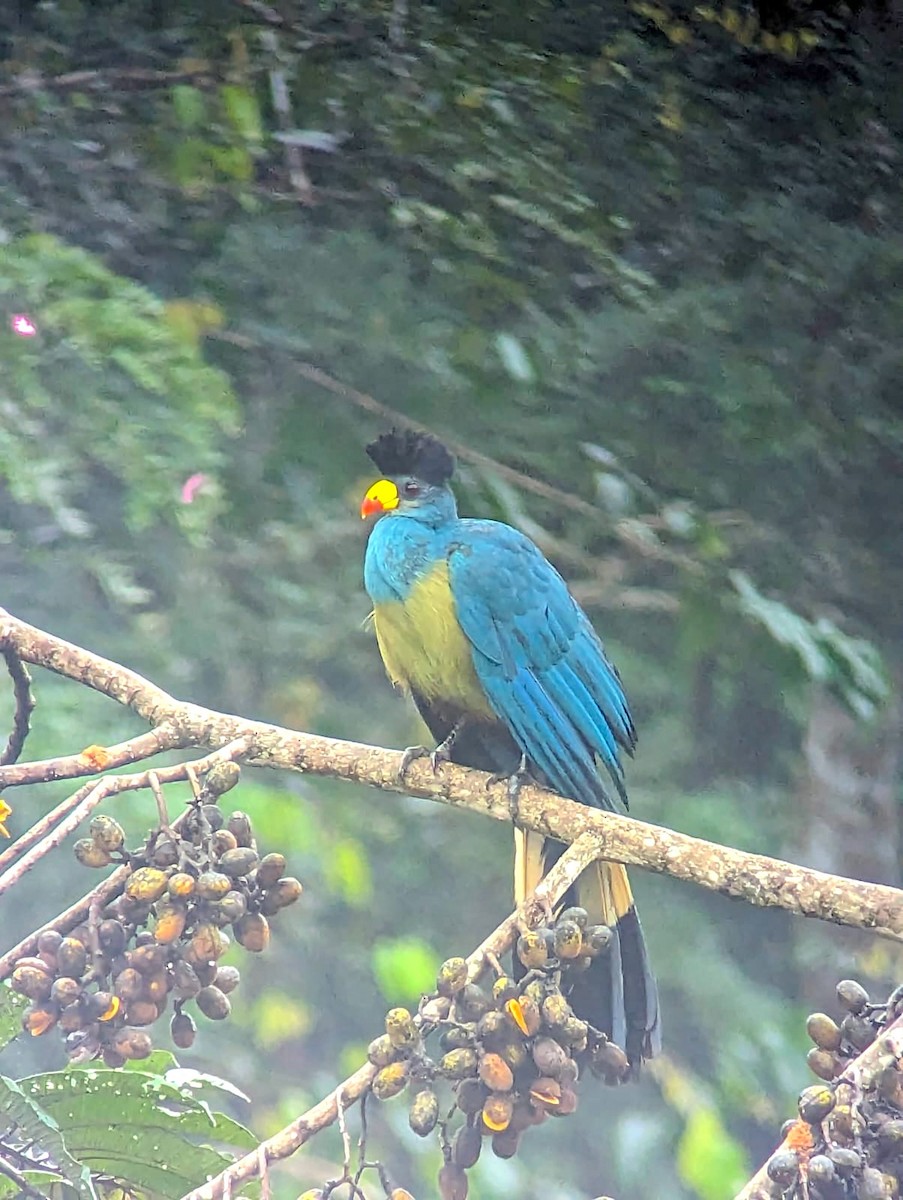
[447,520,636,812]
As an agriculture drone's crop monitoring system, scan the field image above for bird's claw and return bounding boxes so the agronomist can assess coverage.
[397,744,429,781]
[429,745,451,773]
[486,754,532,821]
[397,735,455,781]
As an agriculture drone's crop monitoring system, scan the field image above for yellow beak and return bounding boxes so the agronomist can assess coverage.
[361,478,400,519]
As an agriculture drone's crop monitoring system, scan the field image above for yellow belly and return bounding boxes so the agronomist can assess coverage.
[372,561,494,718]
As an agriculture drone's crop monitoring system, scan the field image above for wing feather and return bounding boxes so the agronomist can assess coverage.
[448,523,634,811]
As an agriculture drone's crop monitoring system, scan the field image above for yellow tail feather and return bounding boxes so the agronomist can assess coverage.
[514,829,633,924]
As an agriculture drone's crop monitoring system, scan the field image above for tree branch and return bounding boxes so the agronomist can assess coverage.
[2,608,902,943]
[1,646,35,766]
[178,833,605,1200]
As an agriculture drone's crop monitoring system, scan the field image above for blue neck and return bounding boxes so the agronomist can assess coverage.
[363,490,458,603]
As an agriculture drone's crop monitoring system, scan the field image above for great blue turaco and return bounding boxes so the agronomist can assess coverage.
[360,428,660,1069]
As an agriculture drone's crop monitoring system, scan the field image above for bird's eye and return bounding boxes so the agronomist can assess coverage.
[402,480,421,498]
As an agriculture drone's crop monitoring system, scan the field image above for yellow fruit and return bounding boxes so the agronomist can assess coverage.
[153,900,188,944]
[372,1062,408,1100]
[482,1094,513,1133]
[125,867,169,903]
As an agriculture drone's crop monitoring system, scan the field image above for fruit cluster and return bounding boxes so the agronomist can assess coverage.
[766,978,903,1199]
[11,763,302,1065]
[366,906,622,1200]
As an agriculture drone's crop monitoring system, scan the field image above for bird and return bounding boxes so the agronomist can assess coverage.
[360,427,660,1070]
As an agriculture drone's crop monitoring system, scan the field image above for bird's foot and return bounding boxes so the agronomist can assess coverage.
[487,753,533,821]
[397,722,464,781]
[397,744,430,781]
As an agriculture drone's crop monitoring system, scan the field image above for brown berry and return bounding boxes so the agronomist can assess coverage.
[233,913,269,952]
[440,1048,479,1079]
[368,1034,398,1067]
[482,1093,513,1132]
[256,853,287,888]
[478,1053,513,1092]
[197,985,231,1020]
[130,944,168,976]
[516,931,549,969]
[766,1150,799,1185]
[529,1076,562,1112]
[89,814,125,853]
[171,1010,197,1049]
[798,1084,835,1124]
[806,1012,842,1052]
[491,1127,520,1158]
[23,1004,58,1036]
[453,1123,482,1167]
[554,919,584,960]
[408,1088,440,1136]
[111,1027,153,1060]
[206,763,242,797]
[214,965,241,995]
[74,838,112,869]
[455,1078,488,1117]
[11,964,53,1001]
[259,878,303,914]
[437,957,468,997]
[532,1037,569,1078]
[56,938,88,979]
[195,872,232,901]
[836,979,869,1014]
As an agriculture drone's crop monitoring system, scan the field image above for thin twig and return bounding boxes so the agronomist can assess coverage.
[236,0,285,23]
[1,646,35,766]
[261,31,315,204]
[0,777,116,901]
[0,67,215,97]
[0,1152,53,1200]
[0,724,184,789]
[0,727,176,876]
[179,835,600,1200]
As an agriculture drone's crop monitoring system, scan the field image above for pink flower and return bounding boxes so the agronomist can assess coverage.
[11,314,37,337]
[180,473,211,504]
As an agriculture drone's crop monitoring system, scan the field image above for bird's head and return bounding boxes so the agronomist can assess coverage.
[361,429,457,526]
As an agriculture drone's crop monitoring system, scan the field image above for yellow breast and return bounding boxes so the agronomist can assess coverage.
[372,561,494,717]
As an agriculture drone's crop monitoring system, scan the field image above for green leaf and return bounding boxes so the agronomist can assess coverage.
[0,982,29,1052]
[494,332,535,382]
[372,936,439,1004]
[730,570,889,717]
[0,1075,97,1200]
[19,1066,256,1200]
[676,1107,749,1200]
[171,84,208,130]
[220,85,264,144]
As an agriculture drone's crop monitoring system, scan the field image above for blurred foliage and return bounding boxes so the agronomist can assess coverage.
[0,0,901,1197]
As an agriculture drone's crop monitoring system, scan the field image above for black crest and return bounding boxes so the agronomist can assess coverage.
[366,428,456,486]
